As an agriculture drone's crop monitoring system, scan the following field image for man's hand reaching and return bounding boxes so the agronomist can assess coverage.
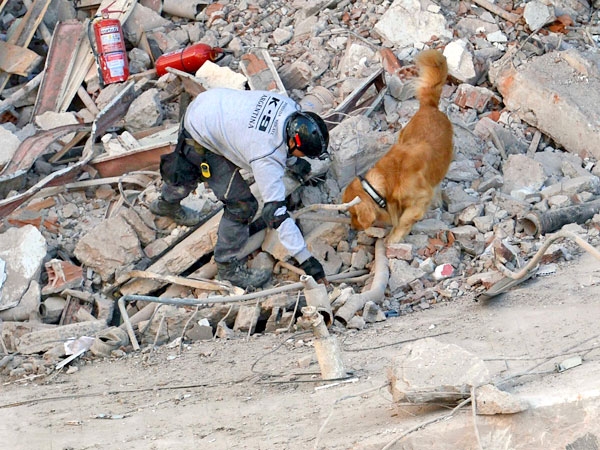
[288,158,312,185]
[300,256,327,285]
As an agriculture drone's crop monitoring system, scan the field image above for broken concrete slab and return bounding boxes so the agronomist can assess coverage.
[475,383,529,415]
[387,337,490,403]
[16,319,108,354]
[0,225,46,313]
[0,126,21,170]
[490,49,600,160]
[74,212,145,282]
[373,0,451,49]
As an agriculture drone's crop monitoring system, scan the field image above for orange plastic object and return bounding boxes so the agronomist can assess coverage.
[155,43,224,76]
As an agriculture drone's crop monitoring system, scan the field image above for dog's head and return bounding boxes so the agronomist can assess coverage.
[342,177,378,231]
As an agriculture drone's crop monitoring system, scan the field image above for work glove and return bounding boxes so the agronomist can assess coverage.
[288,158,312,184]
[300,256,326,284]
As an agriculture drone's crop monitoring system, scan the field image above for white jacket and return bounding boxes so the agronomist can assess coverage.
[184,88,311,263]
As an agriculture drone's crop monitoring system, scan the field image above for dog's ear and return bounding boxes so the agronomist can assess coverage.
[353,200,377,230]
[344,178,377,230]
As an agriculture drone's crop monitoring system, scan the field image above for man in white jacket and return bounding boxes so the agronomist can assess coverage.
[150,88,330,290]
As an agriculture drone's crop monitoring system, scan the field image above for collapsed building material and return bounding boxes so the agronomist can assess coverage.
[0,81,135,218]
[0,123,92,191]
[297,305,346,380]
[519,199,600,237]
[335,239,389,325]
[39,296,67,324]
[118,270,368,350]
[322,68,387,130]
[16,320,108,354]
[301,274,333,327]
[0,0,52,94]
[0,71,43,116]
[239,48,287,94]
[480,229,600,300]
[0,40,43,77]
[118,269,238,294]
[32,20,87,117]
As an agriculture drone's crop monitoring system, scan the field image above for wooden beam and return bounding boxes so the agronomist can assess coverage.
[0,41,43,76]
[0,0,52,94]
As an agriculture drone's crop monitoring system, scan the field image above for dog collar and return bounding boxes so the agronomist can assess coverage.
[359,176,387,209]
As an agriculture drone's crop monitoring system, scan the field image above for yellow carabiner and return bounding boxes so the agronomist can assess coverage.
[200,162,211,179]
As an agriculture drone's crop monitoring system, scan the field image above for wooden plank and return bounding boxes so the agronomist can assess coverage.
[119,211,223,295]
[0,0,52,93]
[33,20,85,117]
[59,19,95,113]
[23,0,52,45]
[165,67,206,97]
[0,41,43,76]
[90,142,174,177]
[0,72,43,116]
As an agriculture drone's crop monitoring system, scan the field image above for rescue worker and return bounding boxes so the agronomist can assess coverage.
[149,88,330,290]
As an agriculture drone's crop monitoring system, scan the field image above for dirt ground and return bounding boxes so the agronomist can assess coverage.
[1,249,600,450]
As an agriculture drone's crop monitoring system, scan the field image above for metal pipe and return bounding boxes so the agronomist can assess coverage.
[519,199,600,237]
[334,239,390,325]
[118,270,368,350]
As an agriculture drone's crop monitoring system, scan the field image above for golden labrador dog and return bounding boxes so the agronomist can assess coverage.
[342,49,453,244]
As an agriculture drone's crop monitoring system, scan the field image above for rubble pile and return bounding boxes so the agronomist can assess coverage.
[1,0,600,378]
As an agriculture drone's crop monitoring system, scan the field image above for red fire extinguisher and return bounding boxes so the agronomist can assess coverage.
[88,1,130,86]
[154,43,225,77]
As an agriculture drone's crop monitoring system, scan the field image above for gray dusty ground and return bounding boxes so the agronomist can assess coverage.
[1,251,599,450]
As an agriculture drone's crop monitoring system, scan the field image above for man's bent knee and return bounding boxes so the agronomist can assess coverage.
[223,197,258,224]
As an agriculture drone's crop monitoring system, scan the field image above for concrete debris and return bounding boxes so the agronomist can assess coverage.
[0,0,599,388]
[475,384,529,415]
[387,337,490,404]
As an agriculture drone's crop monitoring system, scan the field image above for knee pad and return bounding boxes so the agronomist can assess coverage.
[224,197,258,224]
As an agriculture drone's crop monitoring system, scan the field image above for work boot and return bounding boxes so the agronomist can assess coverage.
[216,259,271,290]
[149,198,203,227]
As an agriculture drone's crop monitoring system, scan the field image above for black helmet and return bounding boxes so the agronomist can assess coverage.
[286,111,329,159]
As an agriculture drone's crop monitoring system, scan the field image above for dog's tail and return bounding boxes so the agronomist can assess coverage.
[414,49,448,108]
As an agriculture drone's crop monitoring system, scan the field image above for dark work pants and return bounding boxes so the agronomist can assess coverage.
[161,149,258,264]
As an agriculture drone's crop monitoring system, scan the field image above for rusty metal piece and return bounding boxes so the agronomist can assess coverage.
[33,20,86,117]
[519,199,600,237]
[323,68,387,130]
[0,123,92,201]
[90,143,174,178]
